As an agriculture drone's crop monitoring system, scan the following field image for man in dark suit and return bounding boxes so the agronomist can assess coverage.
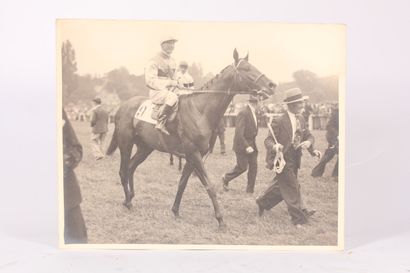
[302,101,313,129]
[63,110,87,243]
[222,95,259,193]
[311,105,339,178]
[256,88,321,226]
[90,97,109,160]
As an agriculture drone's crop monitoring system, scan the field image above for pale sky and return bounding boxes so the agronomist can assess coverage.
[57,20,345,83]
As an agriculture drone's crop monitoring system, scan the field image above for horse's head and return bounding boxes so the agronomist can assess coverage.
[229,48,276,97]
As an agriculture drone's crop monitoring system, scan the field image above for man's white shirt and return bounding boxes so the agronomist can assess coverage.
[248,104,258,127]
[287,110,297,142]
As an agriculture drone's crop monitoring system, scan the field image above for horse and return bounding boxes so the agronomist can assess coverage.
[106,49,276,229]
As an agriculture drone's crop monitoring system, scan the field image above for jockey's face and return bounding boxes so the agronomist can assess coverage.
[161,41,175,55]
[179,66,187,73]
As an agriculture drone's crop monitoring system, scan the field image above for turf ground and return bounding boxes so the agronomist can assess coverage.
[71,120,339,246]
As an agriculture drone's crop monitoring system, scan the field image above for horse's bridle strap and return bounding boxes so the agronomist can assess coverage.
[254,73,265,84]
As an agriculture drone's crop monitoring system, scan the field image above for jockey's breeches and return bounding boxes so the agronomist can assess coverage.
[149,89,178,106]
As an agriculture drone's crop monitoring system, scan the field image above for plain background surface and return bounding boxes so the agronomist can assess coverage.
[0,0,409,272]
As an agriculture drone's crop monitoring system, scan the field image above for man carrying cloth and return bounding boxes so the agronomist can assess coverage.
[90,97,109,160]
[256,88,320,227]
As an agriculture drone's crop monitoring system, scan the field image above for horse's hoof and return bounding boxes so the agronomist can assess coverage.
[123,201,133,210]
[218,222,227,233]
[171,208,180,218]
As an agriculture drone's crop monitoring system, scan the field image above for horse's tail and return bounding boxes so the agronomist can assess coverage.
[106,113,119,156]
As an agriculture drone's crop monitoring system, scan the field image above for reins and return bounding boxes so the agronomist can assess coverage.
[182,59,265,96]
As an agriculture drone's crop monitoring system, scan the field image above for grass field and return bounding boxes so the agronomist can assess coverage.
[71,120,339,246]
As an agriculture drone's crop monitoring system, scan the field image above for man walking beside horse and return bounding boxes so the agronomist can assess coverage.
[256,88,321,227]
[222,95,260,194]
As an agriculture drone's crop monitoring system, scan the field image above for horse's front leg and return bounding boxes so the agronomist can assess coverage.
[172,161,194,217]
[187,151,226,230]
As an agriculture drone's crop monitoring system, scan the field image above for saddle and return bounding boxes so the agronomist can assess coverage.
[134,99,178,126]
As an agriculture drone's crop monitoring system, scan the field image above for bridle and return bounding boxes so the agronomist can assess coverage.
[254,73,265,86]
[229,59,268,95]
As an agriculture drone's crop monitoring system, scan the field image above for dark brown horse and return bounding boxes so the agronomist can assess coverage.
[106,49,275,229]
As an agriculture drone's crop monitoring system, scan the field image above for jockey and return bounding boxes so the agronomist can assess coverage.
[145,36,179,135]
[175,61,195,90]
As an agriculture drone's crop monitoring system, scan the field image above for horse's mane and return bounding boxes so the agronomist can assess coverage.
[199,65,231,90]
[179,65,232,100]
[199,73,219,91]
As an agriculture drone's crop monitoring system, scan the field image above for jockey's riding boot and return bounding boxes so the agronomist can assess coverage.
[155,104,173,135]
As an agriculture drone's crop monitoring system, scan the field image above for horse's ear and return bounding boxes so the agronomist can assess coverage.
[244,52,249,61]
[233,48,239,64]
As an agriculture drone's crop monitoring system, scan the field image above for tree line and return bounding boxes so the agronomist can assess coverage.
[62,40,338,106]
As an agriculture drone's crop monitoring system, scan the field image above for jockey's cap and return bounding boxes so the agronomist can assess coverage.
[160,36,178,45]
[179,61,188,68]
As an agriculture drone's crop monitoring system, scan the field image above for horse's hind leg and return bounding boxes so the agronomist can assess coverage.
[172,161,194,217]
[119,141,133,209]
[128,145,153,201]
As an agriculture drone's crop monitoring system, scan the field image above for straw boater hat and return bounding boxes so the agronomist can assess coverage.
[283,88,309,104]
[160,36,178,45]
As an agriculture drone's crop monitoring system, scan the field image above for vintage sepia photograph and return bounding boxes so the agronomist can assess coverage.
[57,20,345,249]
